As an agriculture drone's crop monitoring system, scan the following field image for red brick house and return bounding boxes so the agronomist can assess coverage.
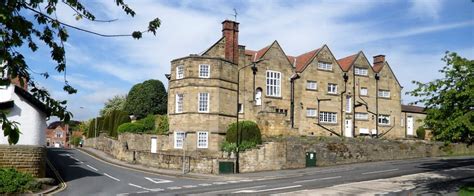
[46,122,69,148]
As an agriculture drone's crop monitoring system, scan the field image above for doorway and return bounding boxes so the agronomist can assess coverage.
[345,119,353,137]
[407,116,414,136]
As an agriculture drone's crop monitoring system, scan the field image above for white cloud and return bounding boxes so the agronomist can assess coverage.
[409,0,443,20]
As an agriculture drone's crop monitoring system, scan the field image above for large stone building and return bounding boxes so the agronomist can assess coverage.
[167,20,424,151]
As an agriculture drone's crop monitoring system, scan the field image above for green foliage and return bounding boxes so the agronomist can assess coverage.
[226,121,262,145]
[100,95,127,116]
[155,115,169,134]
[0,168,40,194]
[79,120,89,137]
[239,140,257,151]
[416,126,426,140]
[0,1,160,144]
[87,118,96,138]
[71,136,81,146]
[102,115,111,134]
[117,123,146,134]
[408,52,473,144]
[459,182,474,196]
[123,79,167,118]
[220,141,237,153]
[140,114,156,131]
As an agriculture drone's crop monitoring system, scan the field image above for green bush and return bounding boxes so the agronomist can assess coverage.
[140,114,156,131]
[220,141,237,153]
[71,136,81,146]
[416,126,426,140]
[239,140,257,151]
[117,123,146,133]
[226,121,262,145]
[106,110,131,138]
[155,115,169,134]
[0,168,41,194]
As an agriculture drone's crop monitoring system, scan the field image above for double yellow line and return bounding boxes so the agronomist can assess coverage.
[44,158,67,195]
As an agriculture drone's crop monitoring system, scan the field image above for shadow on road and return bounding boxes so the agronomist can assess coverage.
[47,148,102,183]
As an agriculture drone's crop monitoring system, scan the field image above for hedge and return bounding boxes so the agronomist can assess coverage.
[0,168,41,194]
[118,123,146,133]
[226,121,262,145]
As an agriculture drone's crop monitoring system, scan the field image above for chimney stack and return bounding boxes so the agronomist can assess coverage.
[222,20,239,64]
[373,54,385,65]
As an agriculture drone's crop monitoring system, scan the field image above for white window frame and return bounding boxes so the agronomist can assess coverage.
[328,83,338,94]
[266,70,281,97]
[319,112,337,123]
[199,64,210,78]
[360,87,368,96]
[197,131,208,148]
[174,131,185,149]
[175,93,183,113]
[306,108,317,117]
[318,62,333,70]
[346,96,352,113]
[198,92,209,112]
[355,112,368,120]
[378,115,391,125]
[378,90,390,98]
[176,65,184,79]
[238,103,244,113]
[354,67,368,76]
[306,80,317,90]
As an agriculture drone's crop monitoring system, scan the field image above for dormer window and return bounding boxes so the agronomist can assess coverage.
[199,64,210,78]
[318,62,332,71]
[354,67,368,76]
[176,65,184,79]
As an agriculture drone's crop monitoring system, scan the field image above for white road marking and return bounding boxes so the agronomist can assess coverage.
[239,179,254,182]
[202,185,266,194]
[227,180,239,183]
[116,193,129,196]
[167,186,182,190]
[233,185,302,193]
[128,183,152,191]
[103,173,120,181]
[182,185,197,188]
[136,191,149,194]
[86,165,98,171]
[213,182,228,185]
[198,183,212,186]
[149,188,164,192]
[144,177,173,184]
[294,176,342,183]
[362,168,399,175]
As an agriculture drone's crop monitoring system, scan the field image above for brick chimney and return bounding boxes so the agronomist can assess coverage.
[373,54,385,65]
[222,20,239,64]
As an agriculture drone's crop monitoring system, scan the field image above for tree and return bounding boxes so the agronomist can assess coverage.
[123,79,167,118]
[0,1,160,144]
[100,95,127,116]
[408,52,473,144]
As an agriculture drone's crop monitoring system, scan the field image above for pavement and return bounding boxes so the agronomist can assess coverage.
[47,147,474,195]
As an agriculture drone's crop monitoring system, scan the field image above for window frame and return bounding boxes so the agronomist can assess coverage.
[238,103,244,113]
[199,64,210,78]
[176,65,184,79]
[266,70,281,97]
[327,83,338,94]
[197,131,209,148]
[355,112,369,120]
[318,62,333,71]
[174,131,185,149]
[378,90,390,98]
[319,111,337,123]
[306,80,317,90]
[360,87,368,96]
[198,92,209,113]
[306,108,317,117]
[354,67,368,76]
[378,114,391,125]
[175,93,184,113]
[346,96,352,113]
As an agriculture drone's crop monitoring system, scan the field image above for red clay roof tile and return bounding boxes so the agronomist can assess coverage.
[337,54,358,72]
[295,49,320,72]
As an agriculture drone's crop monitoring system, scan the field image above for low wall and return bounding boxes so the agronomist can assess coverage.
[239,137,474,173]
[84,133,231,174]
[0,145,46,177]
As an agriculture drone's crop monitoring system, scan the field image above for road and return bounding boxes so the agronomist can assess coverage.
[47,148,474,195]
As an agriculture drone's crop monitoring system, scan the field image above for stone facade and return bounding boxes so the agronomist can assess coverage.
[0,145,46,177]
[402,105,429,138]
[166,20,421,153]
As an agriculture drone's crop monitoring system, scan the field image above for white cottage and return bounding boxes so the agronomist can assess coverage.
[0,83,49,145]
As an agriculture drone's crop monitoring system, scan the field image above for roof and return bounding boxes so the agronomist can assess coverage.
[47,120,81,129]
[14,85,51,116]
[245,45,271,62]
[337,54,358,72]
[295,48,320,72]
[0,100,14,110]
[402,105,426,114]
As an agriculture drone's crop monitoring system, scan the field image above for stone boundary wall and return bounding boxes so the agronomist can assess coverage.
[84,133,231,174]
[0,145,46,177]
[239,137,474,173]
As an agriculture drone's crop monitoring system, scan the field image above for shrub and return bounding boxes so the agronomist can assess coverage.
[140,114,156,131]
[0,168,41,194]
[155,115,169,134]
[239,140,257,151]
[106,110,131,138]
[117,123,146,133]
[71,136,81,146]
[416,126,426,140]
[220,141,237,153]
[226,121,262,145]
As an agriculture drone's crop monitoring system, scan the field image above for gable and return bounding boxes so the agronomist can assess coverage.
[258,41,294,68]
[352,52,376,74]
[200,37,225,58]
[378,62,402,88]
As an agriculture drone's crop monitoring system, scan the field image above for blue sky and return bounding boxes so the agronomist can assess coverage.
[21,0,474,121]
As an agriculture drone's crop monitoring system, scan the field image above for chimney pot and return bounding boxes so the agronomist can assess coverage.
[222,20,239,64]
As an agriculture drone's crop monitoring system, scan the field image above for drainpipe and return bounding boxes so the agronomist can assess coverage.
[340,73,348,136]
[290,73,300,128]
[352,65,356,138]
[375,73,380,137]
